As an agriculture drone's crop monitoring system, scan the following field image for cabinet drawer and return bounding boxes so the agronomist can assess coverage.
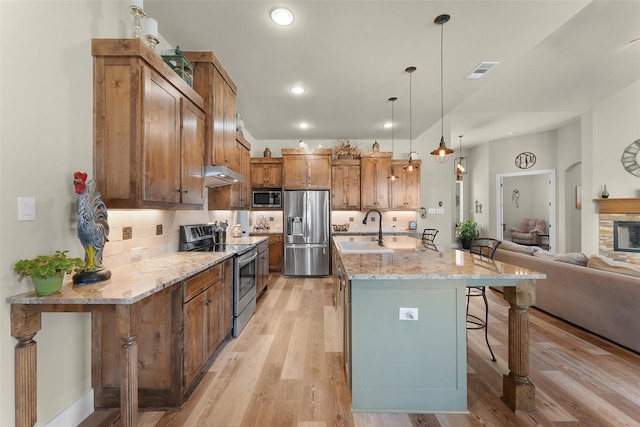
[184,264,222,302]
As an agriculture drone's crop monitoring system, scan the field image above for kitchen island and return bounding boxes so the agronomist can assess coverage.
[332,235,545,414]
[6,251,238,427]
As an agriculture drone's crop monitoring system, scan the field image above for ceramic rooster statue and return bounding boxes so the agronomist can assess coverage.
[72,172,111,284]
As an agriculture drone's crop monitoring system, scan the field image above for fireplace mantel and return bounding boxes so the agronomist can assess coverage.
[594,198,640,214]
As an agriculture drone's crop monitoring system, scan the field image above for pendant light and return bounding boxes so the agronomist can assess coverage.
[454,135,468,181]
[430,14,454,163]
[388,97,398,182]
[404,66,418,173]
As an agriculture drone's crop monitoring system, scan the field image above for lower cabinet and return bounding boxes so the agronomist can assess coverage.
[253,233,283,273]
[92,259,232,409]
[256,240,269,297]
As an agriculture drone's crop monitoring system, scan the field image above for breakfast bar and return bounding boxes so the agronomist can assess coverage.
[333,235,545,414]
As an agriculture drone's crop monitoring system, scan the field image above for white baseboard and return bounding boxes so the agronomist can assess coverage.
[44,389,94,427]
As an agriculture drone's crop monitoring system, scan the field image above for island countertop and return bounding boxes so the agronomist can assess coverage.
[5,251,235,305]
[333,235,545,281]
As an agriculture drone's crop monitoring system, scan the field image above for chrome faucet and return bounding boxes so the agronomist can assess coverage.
[362,209,384,246]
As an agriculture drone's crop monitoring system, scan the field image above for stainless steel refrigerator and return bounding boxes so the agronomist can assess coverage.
[284,190,330,276]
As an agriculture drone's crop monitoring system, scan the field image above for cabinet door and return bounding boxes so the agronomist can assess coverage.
[391,160,421,209]
[307,155,332,189]
[181,99,205,206]
[143,68,181,204]
[212,70,227,166]
[251,162,283,188]
[332,163,360,210]
[184,291,206,386]
[206,281,224,356]
[240,145,251,208]
[224,81,238,171]
[361,158,390,209]
[282,156,308,189]
[268,235,283,272]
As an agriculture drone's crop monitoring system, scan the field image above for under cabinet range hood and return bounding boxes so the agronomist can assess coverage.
[203,165,244,187]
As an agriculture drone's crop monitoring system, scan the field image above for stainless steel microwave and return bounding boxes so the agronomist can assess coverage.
[252,189,282,208]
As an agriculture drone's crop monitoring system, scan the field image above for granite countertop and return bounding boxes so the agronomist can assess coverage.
[227,235,270,243]
[333,235,545,281]
[6,252,235,305]
[332,230,421,236]
[250,230,283,236]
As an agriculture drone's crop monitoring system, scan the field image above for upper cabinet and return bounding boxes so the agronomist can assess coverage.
[331,159,361,210]
[250,157,283,188]
[282,149,332,190]
[92,39,205,209]
[209,133,251,210]
[360,152,391,210]
[183,50,238,171]
[391,160,421,210]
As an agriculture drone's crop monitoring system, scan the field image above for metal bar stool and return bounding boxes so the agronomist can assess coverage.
[467,237,501,362]
[421,228,439,251]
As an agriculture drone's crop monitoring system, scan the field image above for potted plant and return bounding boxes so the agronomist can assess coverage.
[14,250,85,296]
[457,220,479,249]
[334,139,361,159]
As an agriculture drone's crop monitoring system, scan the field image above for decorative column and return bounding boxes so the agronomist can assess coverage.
[501,279,536,412]
[11,305,42,427]
[116,304,141,427]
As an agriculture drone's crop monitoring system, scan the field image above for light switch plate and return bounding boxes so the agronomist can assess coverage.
[18,197,36,221]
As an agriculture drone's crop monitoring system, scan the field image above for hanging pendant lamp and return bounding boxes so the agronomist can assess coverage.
[454,134,468,181]
[404,66,418,173]
[430,14,454,163]
[388,97,399,182]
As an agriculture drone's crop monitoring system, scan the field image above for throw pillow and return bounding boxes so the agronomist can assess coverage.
[499,240,537,255]
[533,250,589,266]
[586,255,640,278]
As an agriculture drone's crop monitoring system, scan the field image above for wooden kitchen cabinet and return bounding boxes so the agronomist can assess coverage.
[256,240,270,298]
[183,50,238,169]
[331,159,361,210]
[360,152,392,209]
[208,133,251,210]
[254,233,283,273]
[92,261,231,409]
[391,159,421,210]
[282,148,332,189]
[92,38,205,209]
[251,157,283,188]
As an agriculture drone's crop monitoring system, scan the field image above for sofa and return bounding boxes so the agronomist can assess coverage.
[510,218,546,245]
[493,241,640,354]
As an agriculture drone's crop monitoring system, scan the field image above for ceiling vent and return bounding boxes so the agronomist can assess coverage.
[465,62,499,80]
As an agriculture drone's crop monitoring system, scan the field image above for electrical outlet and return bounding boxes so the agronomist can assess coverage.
[349,217,354,222]
[269,216,274,221]
[131,247,142,258]
[399,307,419,321]
[156,224,163,235]
[392,216,397,221]
[123,226,132,240]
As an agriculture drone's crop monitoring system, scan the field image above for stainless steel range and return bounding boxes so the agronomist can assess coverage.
[179,224,257,337]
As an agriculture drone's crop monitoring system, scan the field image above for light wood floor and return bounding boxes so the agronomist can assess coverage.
[81,274,640,427]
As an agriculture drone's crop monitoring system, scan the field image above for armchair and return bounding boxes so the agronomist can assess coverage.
[510,218,546,245]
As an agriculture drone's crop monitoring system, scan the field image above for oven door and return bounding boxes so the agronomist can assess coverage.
[234,250,257,315]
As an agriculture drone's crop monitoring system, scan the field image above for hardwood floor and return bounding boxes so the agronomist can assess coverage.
[81,275,640,427]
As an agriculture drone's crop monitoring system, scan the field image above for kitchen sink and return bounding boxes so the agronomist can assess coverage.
[336,236,419,254]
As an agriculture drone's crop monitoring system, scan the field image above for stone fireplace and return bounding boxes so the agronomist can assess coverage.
[596,198,640,264]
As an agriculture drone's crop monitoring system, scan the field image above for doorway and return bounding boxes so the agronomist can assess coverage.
[496,169,556,251]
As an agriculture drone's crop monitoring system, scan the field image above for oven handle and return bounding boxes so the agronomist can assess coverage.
[237,252,257,268]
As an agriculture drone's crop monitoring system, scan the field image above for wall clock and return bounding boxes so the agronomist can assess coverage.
[515,152,536,169]
[621,139,640,177]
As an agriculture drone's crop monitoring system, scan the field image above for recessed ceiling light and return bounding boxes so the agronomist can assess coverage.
[298,122,309,129]
[383,122,393,129]
[290,86,305,94]
[270,8,294,26]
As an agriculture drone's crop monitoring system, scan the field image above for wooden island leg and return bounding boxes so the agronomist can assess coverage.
[11,305,42,427]
[501,279,536,412]
[116,304,141,427]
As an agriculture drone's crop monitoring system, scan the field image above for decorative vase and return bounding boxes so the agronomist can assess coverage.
[601,185,609,199]
[263,147,271,157]
[32,274,64,296]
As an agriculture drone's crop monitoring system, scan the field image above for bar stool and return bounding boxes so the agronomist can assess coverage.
[421,228,439,251]
[467,237,501,362]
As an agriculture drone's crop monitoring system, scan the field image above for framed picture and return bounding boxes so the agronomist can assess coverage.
[576,185,582,209]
